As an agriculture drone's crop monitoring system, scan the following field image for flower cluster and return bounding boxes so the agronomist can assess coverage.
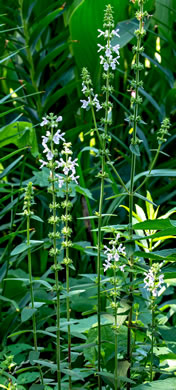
[80,68,102,112]
[39,114,79,190]
[127,1,148,132]
[56,143,79,187]
[39,113,65,167]
[103,233,126,272]
[80,5,120,114]
[157,118,171,145]
[144,263,165,297]
[97,4,120,72]
[23,182,34,217]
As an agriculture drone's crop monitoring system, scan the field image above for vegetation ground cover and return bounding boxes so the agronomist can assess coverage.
[0,0,176,389]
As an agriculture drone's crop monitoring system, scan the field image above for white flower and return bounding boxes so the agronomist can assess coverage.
[40,117,49,127]
[80,98,90,109]
[53,129,65,144]
[63,166,69,175]
[104,62,109,71]
[144,265,165,298]
[118,243,126,256]
[119,265,126,272]
[100,55,104,65]
[97,44,104,52]
[46,150,54,161]
[105,47,112,57]
[42,135,48,148]
[82,82,87,94]
[39,159,47,169]
[131,91,136,99]
[56,116,62,122]
[110,61,116,70]
[112,29,120,38]
[43,144,50,154]
[69,157,79,173]
[56,174,64,188]
[103,238,126,273]
[57,156,78,177]
[103,258,111,272]
[93,95,102,111]
[113,44,120,55]
[70,173,79,184]
[97,29,105,38]
[114,252,119,262]
[153,289,158,297]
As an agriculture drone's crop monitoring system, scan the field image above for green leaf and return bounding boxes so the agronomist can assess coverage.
[0,122,38,157]
[75,185,94,200]
[21,308,37,323]
[145,191,155,219]
[166,88,176,115]
[0,49,26,66]
[134,249,176,261]
[0,155,23,179]
[31,215,44,223]
[133,218,173,231]
[33,360,57,371]
[133,377,176,389]
[17,372,39,385]
[29,385,44,390]
[134,192,157,206]
[11,243,29,256]
[130,143,141,156]
[106,193,128,200]
[112,18,138,48]
[11,240,44,256]
[0,147,27,163]
[7,343,32,355]
[30,240,44,246]
[61,368,84,380]
[0,294,19,311]
[97,371,115,388]
[32,168,49,187]
[60,290,85,299]
[29,351,40,366]
[8,330,33,338]
[30,8,63,49]
[131,170,176,189]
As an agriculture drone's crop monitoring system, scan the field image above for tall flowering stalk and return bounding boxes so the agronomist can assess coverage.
[57,142,79,390]
[22,182,44,386]
[135,118,171,193]
[81,6,125,388]
[40,113,65,390]
[103,234,127,390]
[144,263,165,381]
[127,1,147,383]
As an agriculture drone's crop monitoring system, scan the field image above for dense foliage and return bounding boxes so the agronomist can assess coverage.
[0,0,176,389]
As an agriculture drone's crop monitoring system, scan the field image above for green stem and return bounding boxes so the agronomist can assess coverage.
[27,209,44,385]
[96,39,111,390]
[127,3,144,388]
[51,133,61,390]
[65,169,72,390]
[91,106,128,193]
[97,170,104,390]
[105,153,129,193]
[150,300,155,382]
[114,268,118,390]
